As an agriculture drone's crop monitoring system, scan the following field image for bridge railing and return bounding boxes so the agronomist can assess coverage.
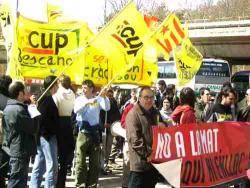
[185,19,250,30]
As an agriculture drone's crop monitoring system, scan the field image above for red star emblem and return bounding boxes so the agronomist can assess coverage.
[161,25,169,35]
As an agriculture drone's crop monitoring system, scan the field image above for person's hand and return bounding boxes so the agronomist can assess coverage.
[99,88,107,98]
[104,123,110,128]
[158,122,166,128]
[29,95,37,105]
[147,154,152,162]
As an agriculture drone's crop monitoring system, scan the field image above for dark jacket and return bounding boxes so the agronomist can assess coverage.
[207,103,233,122]
[38,95,59,139]
[237,98,250,122]
[2,99,38,158]
[0,93,8,145]
[126,103,158,172]
[100,97,120,125]
[0,93,8,111]
[195,100,213,122]
[155,90,167,109]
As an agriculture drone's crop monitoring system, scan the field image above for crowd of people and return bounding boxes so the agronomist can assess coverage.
[0,75,249,188]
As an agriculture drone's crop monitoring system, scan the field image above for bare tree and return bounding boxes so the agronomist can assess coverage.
[106,0,169,22]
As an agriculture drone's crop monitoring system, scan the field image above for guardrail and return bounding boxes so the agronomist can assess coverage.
[187,20,250,30]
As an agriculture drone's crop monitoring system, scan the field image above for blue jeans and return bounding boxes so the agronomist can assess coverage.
[7,157,29,188]
[30,135,58,188]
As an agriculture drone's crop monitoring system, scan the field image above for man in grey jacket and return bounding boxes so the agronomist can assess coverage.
[2,81,38,188]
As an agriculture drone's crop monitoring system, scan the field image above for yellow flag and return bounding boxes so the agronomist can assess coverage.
[174,37,203,86]
[113,40,158,86]
[152,13,186,60]
[90,2,149,80]
[83,45,111,86]
[10,15,93,82]
[83,43,158,87]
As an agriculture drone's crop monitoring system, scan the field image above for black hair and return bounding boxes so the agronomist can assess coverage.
[157,80,166,87]
[82,79,95,90]
[44,75,57,90]
[8,81,25,99]
[0,75,12,97]
[199,87,210,96]
[59,75,71,89]
[220,87,236,98]
[180,87,196,108]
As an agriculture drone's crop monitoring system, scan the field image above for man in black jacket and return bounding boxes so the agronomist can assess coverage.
[30,76,59,188]
[2,81,38,188]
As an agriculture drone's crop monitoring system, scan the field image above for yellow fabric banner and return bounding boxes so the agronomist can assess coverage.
[10,15,93,83]
[84,43,158,87]
[90,2,150,81]
[152,13,186,60]
[174,37,203,86]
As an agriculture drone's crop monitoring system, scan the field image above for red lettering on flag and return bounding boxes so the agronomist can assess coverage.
[170,32,180,46]
[156,39,172,53]
[173,18,185,39]
[111,34,127,48]
[23,47,54,55]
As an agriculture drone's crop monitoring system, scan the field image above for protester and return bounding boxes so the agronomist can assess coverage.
[121,88,137,112]
[126,86,159,188]
[159,96,173,126]
[2,81,38,188]
[237,88,250,122]
[100,88,120,175]
[53,75,76,188]
[30,75,59,188]
[195,87,213,122]
[120,89,138,188]
[167,84,179,110]
[171,87,196,124]
[155,80,167,109]
[0,75,12,188]
[74,80,110,188]
[207,87,236,122]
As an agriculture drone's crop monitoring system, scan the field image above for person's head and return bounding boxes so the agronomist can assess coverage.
[199,87,210,104]
[59,75,71,89]
[246,89,250,104]
[162,96,172,111]
[106,88,114,99]
[220,87,236,106]
[209,91,216,102]
[44,75,58,95]
[157,80,166,92]
[222,81,232,89]
[130,88,137,100]
[167,84,176,93]
[180,87,196,108]
[82,79,95,98]
[139,86,154,111]
[8,81,27,102]
[0,75,12,97]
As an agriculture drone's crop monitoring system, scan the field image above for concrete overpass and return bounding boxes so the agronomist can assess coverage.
[188,20,250,66]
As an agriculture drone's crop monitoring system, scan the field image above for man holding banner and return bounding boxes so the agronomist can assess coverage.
[74,80,110,188]
[126,86,160,188]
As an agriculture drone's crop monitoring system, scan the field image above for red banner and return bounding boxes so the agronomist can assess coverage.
[151,122,250,187]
